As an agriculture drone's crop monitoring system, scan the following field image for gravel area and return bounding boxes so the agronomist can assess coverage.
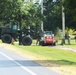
[52,46,76,52]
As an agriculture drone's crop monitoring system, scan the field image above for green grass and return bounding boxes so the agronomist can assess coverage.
[14,44,76,66]
[0,39,76,66]
[58,39,76,48]
[0,40,76,75]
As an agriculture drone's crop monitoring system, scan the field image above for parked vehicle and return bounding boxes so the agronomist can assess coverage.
[0,22,32,45]
[39,31,56,46]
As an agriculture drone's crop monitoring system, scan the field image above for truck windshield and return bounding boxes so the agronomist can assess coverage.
[44,31,52,35]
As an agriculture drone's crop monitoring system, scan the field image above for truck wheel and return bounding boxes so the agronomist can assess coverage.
[2,34,12,44]
[22,36,32,45]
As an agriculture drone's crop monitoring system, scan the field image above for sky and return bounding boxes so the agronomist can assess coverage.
[32,0,41,4]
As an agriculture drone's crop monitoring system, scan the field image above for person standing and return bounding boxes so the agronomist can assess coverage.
[74,35,76,42]
[67,34,70,45]
[36,31,41,45]
[36,29,44,45]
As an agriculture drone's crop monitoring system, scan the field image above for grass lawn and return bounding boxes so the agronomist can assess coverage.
[57,39,76,48]
[15,45,76,67]
[0,40,76,75]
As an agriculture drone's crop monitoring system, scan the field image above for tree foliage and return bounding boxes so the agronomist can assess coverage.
[43,0,62,32]
[0,0,42,28]
[64,0,76,29]
[43,0,76,31]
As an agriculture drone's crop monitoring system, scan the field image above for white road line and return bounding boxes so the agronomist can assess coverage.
[0,51,37,75]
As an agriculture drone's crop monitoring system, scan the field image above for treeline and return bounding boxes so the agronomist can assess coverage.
[0,0,42,29]
[43,0,76,32]
[0,0,76,33]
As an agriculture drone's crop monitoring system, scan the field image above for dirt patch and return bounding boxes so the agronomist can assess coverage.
[52,46,76,52]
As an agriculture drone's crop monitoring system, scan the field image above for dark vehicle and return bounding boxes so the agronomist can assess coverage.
[39,31,56,46]
[0,22,32,45]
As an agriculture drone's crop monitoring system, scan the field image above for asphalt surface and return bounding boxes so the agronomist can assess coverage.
[0,47,60,75]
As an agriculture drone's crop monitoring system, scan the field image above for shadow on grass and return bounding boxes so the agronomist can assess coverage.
[35,59,76,67]
[47,59,76,66]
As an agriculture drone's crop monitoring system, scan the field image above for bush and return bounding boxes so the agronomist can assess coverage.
[54,27,62,40]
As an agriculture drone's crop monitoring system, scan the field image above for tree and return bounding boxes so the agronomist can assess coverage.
[43,0,62,32]
[22,2,42,28]
[0,0,24,24]
[43,0,76,32]
[63,0,76,29]
[0,0,42,29]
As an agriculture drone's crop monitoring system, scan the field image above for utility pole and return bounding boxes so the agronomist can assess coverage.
[53,0,65,37]
[41,0,44,31]
[19,10,22,45]
[61,0,65,45]
[62,3,65,38]
[53,0,65,44]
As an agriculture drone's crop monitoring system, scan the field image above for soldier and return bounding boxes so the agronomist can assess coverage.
[36,29,44,45]
[61,36,65,45]
[74,35,76,42]
[36,31,41,45]
[67,34,70,45]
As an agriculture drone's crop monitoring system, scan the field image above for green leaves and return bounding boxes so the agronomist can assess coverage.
[0,0,42,28]
[43,0,62,31]
[64,0,76,21]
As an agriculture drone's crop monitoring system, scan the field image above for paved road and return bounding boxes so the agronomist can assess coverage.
[0,47,60,75]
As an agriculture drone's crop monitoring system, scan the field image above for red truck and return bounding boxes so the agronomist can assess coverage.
[39,31,56,46]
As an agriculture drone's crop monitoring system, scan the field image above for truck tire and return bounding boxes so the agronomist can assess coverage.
[22,36,32,45]
[2,34,12,44]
